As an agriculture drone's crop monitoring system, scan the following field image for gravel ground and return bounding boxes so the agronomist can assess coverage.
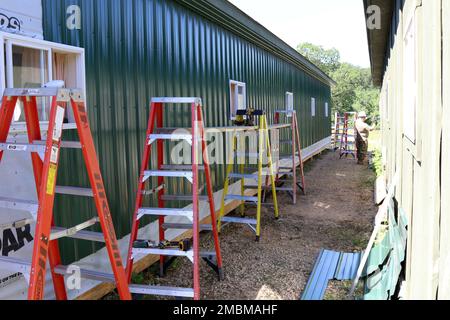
[107,150,377,300]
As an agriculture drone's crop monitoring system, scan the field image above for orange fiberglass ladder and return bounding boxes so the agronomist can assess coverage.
[339,112,357,159]
[270,110,306,204]
[126,97,223,300]
[0,88,131,300]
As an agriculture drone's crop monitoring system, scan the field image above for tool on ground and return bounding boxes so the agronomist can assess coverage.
[126,97,223,300]
[133,239,192,252]
[217,111,279,241]
[0,88,131,300]
[338,112,357,159]
[266,110,306,204]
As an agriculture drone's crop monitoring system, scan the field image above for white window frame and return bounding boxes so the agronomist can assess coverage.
[311,97,316,117]
[229,80,246,120]
[325,102,329,118]
[0,31,86,131]
[285,92,294,117]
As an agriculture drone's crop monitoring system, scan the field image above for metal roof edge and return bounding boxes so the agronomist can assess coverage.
[174,0,336,87]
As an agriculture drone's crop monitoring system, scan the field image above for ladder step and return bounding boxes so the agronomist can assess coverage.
[54,265,116,283]
[260,186,294,191]
[220,216,257,225]
[162,223,213,231]
[160,195,209,201]
[143,170,193,183]
[151,97,201,104]
[277,171,294,176]
[229,173,258,180]
[55,186,94,197]
[148,134,193,145]
[33,140,82,149]
[137,208,193,220]
[0,196,38,214]
[132,247,193,259]
[0,142,45,153]
[129,284,195,298]
[235,152,260,158]
[160,165,204,171]
[225,195,258,203]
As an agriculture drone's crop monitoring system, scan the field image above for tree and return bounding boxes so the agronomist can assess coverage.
[297,42,341,76]
[296,42,380,122]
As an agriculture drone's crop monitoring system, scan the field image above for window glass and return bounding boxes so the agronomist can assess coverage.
[311,98,316,117]
[11,45,49,121]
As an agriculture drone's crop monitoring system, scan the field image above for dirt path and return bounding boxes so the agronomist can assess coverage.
[129,150,378,300]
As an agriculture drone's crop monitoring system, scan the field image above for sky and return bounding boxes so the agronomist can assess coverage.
[228,0,370,68]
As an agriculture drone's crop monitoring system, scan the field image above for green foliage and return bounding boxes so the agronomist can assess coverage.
[371,149,384,178]
[297,42,341,75]
[297,43,380,121]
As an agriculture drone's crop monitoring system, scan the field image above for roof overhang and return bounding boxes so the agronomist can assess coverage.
[175,0,336,87]
[363,0,395,86]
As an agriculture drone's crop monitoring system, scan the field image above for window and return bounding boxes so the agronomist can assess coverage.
[0,31,86,127]
[229,80,246,120]
[285,92,294,116]
[403,16,417,143]
[325,102,329,118]
[311,97,316,117]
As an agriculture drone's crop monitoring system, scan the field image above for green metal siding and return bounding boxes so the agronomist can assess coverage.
[42,0,331,263]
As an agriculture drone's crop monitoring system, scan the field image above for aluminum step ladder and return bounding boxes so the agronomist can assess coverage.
[217,112,279,241]
[125,97,223,300]
[339,112,357,159]
[0,88,131,300]
[268,110,306,204]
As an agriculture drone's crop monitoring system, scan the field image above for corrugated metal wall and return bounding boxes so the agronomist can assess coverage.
[42,0,331,262]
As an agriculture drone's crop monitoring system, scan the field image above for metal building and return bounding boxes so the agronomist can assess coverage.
[0,0,333,298]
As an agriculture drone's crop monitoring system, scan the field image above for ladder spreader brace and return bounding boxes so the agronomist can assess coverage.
[126,97,223,300]
[0,88,131,300]
[217,112,279,241]
[268,110,306,204]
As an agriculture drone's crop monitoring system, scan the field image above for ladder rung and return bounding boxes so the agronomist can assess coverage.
[220,216,257,225]
[160,165,205,171]
[262,186,294,191]
[151,97,201,104]
[0,142,45,153]
[160,195,209,201]
[0,256,31,275]
[225,195,258,203]
[162,223,213,231]
[0,196,38,214]
[132,248,194,261]
[55,186,94,197]
[148,134,192,145]
[54,265,116,283]
[33,140,82,149]
[143,170,193,183]
[235,152,260,158]
[129,284,194,298]
[137,208,193,220]
[229,173,258,180]
[50,218,101,241]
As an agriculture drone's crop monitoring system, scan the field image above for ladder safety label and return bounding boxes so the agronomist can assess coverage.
[46,164,58,195]
[50,146,59,164]
[52,106,65,142]
[6,144,27,151]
